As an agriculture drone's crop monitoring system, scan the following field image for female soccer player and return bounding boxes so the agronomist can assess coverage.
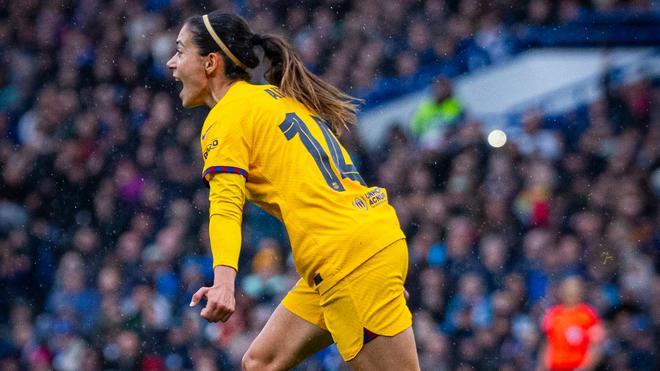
[167,11,419,370]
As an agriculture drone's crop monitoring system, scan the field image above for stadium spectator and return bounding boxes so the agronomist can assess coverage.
[511,108,563,161]
[537,276,605,371]
[411,75,465,149]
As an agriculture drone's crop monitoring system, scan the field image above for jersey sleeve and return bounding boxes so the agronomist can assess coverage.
[208,173,246,270]
[201,112,251,183]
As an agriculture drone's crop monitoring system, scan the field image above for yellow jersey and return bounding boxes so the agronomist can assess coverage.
[200,81,405,292]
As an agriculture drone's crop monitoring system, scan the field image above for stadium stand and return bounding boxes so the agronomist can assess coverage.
[1,0,659,370]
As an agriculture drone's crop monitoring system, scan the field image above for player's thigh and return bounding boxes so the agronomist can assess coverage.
[243,303,333,370]
[348,326,419,371]
[319,239,415,362]
[243,282,333,371]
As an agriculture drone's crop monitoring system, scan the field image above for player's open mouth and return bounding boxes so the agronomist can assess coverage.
[174,78,184,94]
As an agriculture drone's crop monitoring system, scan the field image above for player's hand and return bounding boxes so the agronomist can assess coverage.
[190,284,235,322]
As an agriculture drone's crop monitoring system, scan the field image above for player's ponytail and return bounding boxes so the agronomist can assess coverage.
[257,33,360,136]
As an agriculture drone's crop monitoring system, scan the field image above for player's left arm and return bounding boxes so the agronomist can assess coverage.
[576,311,606,371]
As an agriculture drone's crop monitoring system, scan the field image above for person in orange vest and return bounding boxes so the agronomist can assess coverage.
[537,276,606,371]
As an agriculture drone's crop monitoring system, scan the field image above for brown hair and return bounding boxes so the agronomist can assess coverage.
[186,11,360,135]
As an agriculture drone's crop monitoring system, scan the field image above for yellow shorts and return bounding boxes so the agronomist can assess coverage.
[281,239,412,361]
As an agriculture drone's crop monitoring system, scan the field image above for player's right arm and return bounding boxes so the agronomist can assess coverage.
[192,107,252,322]
[190,172,246,322]
[575,308,606,371]
[191,264,237,322]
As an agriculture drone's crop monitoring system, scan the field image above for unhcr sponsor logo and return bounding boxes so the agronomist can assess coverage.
[365,187,386,207]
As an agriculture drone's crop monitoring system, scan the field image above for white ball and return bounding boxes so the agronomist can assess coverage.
[487,129,507,148]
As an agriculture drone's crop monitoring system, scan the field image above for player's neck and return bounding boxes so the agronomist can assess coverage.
[206,78,239,108]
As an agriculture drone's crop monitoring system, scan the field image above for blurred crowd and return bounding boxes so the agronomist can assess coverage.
[1,0,659,370]
[387,75,659,370]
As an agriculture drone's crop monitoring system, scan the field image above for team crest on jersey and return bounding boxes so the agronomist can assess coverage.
[203,139,219,159]
[353,196,368,211]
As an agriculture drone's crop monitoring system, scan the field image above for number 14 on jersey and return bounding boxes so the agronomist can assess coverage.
[279,113,366,191]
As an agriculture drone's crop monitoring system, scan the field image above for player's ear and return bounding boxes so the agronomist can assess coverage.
[205,53,224,76]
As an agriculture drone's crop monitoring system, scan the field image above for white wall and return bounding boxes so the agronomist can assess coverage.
[357,48,658,149]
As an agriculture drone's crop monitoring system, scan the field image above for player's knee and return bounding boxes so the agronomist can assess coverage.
[241,352,260,371]
[242,350,281,371]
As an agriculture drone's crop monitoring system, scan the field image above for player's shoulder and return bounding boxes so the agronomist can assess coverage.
[232,81,284,103]
[206,81,311,130]
[203,82,284,134]
[541,305,562,332]
[236,81,309,109]
[577,303,600,320]
[205,83,263,120]
[543,305,564,320]
[208,81,274,109]
[547,304,563,314]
